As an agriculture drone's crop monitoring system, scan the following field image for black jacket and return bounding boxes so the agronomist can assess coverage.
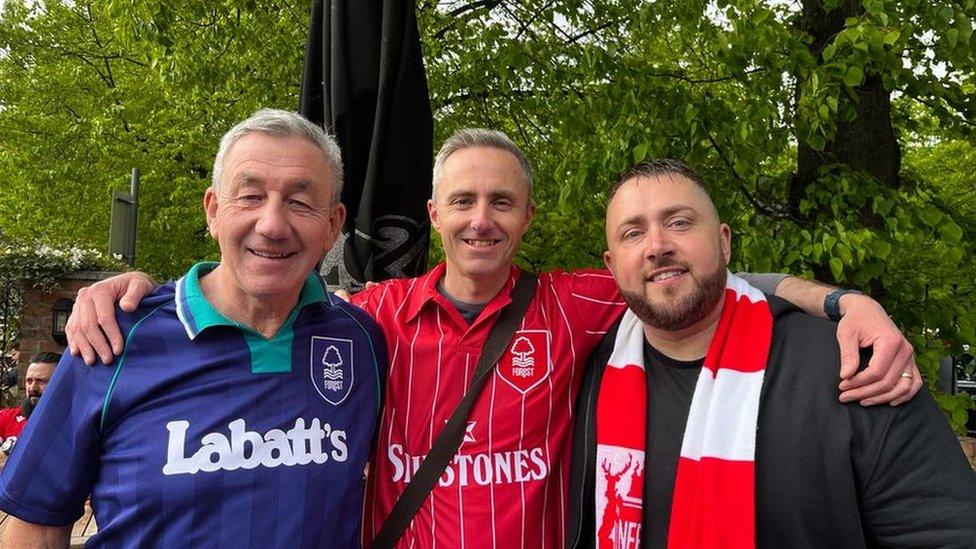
[568,296,976,548]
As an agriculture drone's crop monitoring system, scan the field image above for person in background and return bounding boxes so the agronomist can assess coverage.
[0,351,60,469]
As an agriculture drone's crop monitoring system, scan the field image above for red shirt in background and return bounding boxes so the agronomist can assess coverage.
[0,407,28,452]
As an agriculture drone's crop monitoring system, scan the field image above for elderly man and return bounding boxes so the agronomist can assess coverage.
[0,351,61,467]
[568,160,976,548]
[67,130,917,548]
[0,109,386,548]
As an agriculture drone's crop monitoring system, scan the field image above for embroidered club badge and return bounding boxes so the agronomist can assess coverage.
[310,336,354,405]
[497,329,551,394]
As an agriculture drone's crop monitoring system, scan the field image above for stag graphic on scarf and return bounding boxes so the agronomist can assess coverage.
[597,455,642,548]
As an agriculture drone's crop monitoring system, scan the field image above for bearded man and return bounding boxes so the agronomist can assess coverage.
[568,159,976,548]
[0,352,61,467]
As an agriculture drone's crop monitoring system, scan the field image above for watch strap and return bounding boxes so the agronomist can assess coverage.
[824,288,862,322]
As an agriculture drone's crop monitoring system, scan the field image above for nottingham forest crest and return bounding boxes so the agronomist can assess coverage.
[310,336,354,405]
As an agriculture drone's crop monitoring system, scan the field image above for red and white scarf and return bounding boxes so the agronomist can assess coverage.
[594,273,773,548]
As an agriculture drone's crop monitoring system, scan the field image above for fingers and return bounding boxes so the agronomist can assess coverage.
[334,290,352,302]
[364,281,378,290]
[839,339,915,405]
[91,282,125,357]
[890,362,923,406]
[839,339,903,392]
[836,324,861,380]
[850,373,915,407]
[64,287,105,366]
[838,332,900,391]
[119,276,155,312]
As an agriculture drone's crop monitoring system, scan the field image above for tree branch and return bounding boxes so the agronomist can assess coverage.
[433,0,503,40]
[704,129,800,222]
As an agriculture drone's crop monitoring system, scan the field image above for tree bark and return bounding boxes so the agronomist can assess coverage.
[792,0,901,216]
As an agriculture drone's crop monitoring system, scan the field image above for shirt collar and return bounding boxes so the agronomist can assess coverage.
[175,261,331,340]
[404,263,520,324]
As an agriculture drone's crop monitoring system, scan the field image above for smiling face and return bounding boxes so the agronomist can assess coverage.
[204,132,345,309]
[603,173,730,331]
[428,146,534,298]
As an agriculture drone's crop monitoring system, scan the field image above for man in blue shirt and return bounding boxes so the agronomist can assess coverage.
[0,109,386,548]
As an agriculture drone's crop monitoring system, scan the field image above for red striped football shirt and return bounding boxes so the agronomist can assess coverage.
[354,263,625,548]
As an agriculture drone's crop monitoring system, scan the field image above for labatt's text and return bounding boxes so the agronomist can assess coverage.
[388,444,548,487]
[163,418,347,475]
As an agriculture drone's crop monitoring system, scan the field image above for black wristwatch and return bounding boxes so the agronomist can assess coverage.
[824,288,863,322]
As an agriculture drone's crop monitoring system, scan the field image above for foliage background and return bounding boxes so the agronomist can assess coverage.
[0,0,973,429]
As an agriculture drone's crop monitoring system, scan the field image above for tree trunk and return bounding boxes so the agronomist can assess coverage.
[792,0,901,213]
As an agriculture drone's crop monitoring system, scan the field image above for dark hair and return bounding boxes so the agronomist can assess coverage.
[608,158,709,205]
[30,351,62,365]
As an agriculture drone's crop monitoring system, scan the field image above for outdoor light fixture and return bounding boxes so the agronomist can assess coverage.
[52,298,74,347]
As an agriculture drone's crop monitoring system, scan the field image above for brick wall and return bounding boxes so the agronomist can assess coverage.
[14,271,118,389]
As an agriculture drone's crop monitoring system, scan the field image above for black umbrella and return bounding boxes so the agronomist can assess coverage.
[300,0,433,288]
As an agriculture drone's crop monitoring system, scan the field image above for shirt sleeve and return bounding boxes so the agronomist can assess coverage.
[0,354,109,525]
[855,386,976,545]
[735,272,787,295]
[349,281,393,319]
[562,268,627,336]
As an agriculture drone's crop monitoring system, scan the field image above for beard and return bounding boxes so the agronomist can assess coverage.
[19,396,36,419]
[620,260,727,331]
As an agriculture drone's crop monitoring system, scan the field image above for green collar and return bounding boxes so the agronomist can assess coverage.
[176,261,330,340]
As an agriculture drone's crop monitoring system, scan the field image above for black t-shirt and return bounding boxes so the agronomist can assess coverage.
[641,343,702,548]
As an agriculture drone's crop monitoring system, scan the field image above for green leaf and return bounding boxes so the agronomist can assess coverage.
[823,234,838,251]
[871,239,892,258]
[829,257,844,280]
[939,6,955,24]
[884,30,900,45]
[918,207,944,227]
[632,142,649,163]
[946,28,959,49]
[822,43,837,61]
[808,133,826,151]
[843,65,863,87]
[938,221,963,243]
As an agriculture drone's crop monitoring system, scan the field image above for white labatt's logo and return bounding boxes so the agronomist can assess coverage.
[162,418,348,476]
[311,336,354,405]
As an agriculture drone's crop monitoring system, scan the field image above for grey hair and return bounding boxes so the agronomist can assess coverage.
[431,128,533,200]
[211,108,344,202]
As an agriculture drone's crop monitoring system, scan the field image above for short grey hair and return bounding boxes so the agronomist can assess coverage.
[431,128,533,200]
[211,108,344,203]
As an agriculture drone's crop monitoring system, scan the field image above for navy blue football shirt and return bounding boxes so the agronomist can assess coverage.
[0,263,386,548]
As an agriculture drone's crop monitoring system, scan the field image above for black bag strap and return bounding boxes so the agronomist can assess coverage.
[371,270,538,549]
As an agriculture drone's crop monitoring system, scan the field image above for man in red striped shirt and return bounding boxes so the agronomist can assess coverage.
[66,129,919,548]
[353,136,625,546]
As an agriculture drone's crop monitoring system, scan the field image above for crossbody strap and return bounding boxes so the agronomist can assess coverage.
[371,270,538,549]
